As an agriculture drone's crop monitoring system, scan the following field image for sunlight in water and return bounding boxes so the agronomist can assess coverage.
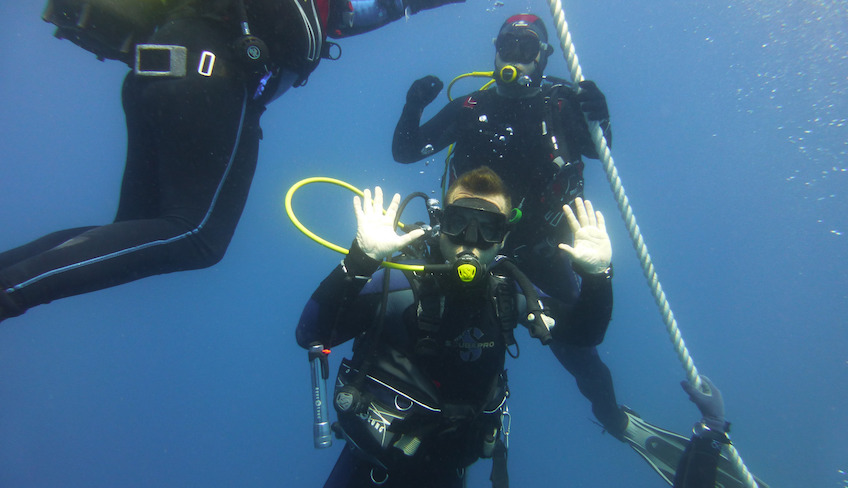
[728,1,847,235]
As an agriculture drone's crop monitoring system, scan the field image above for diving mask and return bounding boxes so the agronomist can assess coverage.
[495,32,545,64]
[441,198,509,248]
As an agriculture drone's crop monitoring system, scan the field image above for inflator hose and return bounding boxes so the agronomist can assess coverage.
[284,177,425,272]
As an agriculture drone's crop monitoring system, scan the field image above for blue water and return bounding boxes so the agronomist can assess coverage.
[1,2,846,487]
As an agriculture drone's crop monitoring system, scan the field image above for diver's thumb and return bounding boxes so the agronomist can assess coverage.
[398,228,426,248]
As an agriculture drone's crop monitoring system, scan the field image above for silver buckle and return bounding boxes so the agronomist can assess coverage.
[134,44,187,77]
[197,51,216,77]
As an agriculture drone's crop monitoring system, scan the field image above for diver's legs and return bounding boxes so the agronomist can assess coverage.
[0,228,96,271]
[507,218,625,434]
[0,228,97,321]
[550,341,628,437]
[0,18,263,319]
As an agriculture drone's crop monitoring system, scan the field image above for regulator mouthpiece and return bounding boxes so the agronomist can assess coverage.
[499,65,519,83]
[452,252,485,287]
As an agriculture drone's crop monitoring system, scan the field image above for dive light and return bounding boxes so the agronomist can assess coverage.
[308,344,332,449]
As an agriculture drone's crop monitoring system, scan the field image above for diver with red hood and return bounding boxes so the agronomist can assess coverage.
[392,13,626,439]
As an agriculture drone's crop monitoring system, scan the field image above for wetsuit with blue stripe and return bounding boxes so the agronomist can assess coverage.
[0,0,462,322]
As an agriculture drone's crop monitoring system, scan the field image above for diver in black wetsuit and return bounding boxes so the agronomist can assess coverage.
[296,167,614,487]
[392,13,627,438]
[0,0,461,324]
[393,14,611,303]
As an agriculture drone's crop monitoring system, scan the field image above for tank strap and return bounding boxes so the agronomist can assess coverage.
[407,273,443,356]
[409,272,519,356]
[489,273,518,351]
[539,84,585,228]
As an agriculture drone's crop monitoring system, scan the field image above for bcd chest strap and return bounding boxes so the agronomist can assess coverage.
[405,270,518,358]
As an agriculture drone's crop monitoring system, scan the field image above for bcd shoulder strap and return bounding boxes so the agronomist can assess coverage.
[489,272,518,352]
[539,82,586,221]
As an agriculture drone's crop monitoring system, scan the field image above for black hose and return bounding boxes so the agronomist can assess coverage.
[495,259,552,345]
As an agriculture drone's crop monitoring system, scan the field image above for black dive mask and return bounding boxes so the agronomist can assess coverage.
[496,32,543,64]
[441,198,508,248]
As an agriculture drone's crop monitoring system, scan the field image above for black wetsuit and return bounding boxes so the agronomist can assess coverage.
[673,434,725,488]
[0,0,459,321]
[296,246,613,487]
[392,84,625,434]
[393,85,609,303]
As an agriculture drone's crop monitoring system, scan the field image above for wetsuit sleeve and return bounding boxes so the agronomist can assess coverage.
[295,241,384,348]
[672,435,723,488]
[392,96,465,164]
[547,267,613,346]
[328,0,465,38]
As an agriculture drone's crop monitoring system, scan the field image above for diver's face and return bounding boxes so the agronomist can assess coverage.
[494,29,543,85]
[438,191,510,266]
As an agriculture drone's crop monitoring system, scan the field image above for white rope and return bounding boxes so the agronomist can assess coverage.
[543,1,759,486]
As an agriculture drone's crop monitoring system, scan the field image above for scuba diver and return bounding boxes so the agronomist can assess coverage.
[296,166,614,487]
[391,13,628,439]
[393,13,611,304]
[0,0,461,323]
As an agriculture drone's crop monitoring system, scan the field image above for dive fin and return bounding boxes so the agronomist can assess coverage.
[621,409,770,488]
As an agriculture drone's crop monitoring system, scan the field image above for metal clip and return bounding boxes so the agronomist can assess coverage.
[545,208,565,228]
[501,404,511,450]
[134,44,187,77]
[198,51,216,77]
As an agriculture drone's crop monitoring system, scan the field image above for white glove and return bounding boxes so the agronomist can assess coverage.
[558,197,612,275]
[354,186,425,261]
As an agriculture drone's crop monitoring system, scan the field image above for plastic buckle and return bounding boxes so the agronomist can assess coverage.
[134,44,187,77]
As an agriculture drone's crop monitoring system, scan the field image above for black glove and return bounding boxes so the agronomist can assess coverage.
[681,375,727,432]
[406,75,443,108]
[406,0,464,14]
[576,80,609,122]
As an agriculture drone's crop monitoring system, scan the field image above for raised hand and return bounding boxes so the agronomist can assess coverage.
[558,197,612,275]
[354,186,425,261]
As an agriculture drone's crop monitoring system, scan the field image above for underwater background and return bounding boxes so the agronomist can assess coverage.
[1,1,846,487]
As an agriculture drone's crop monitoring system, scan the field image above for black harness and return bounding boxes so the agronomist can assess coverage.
[539,80,586,225]
[406,269,519,359]
[330,263,530,486]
